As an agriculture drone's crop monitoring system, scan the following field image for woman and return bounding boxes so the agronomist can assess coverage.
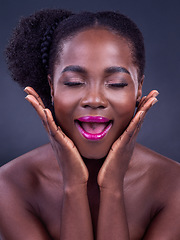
[0,9,180,240]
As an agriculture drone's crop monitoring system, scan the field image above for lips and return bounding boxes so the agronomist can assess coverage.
[75,116,113,140]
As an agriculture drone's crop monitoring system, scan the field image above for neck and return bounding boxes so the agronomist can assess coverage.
[82,156,104,236]
[83,156,106,175]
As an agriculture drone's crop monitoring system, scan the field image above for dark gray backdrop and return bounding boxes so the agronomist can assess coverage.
[1,0,180,166]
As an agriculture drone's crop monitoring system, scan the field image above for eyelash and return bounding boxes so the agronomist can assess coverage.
[64,82,128,88]
[64,82,84,86]
[107,83,128,88]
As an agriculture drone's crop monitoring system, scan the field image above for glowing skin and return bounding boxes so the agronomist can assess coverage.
[49,28,143,159]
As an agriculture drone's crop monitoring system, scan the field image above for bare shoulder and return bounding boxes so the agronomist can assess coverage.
[127,143,180,210]
[133,143,180,192]
[0,143,61,192]
[134,143,180,181]
[0,144,62,239]
[131,144,180,238]
[0,143,61,203]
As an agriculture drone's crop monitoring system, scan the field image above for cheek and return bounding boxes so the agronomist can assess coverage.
[109,89,136,138]
[53,92,78,126]
[109,88,136,116]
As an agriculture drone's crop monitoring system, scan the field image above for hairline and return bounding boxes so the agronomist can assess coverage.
[50,25,141,82]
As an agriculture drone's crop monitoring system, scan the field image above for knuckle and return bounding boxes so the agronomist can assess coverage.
[42,119,46,126]
[128,132,133,138]
[125,129,133,138]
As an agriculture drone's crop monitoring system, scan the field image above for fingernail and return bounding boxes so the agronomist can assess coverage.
[152,99,158,106]
[25,96,32,105]
[153,91,159,97]
[24,87,29,94]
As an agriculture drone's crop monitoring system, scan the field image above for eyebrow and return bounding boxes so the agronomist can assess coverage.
[61,65,87,74]
[61,65,130,75]
[105,66,130,75]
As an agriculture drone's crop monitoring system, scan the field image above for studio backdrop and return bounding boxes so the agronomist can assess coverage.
[0,0,180,166]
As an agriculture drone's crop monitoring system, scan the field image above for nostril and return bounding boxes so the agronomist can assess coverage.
[80,95,108,109]
[83,104,106,109]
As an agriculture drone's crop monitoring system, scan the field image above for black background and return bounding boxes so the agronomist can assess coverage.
[0,0,180,166]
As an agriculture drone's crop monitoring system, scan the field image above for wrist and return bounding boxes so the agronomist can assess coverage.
[98,176,124,193]
[99,183,124,195]
[63,182,88,195]
[99,187,124,203]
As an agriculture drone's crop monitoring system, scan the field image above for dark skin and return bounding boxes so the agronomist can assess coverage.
[0,28,180,240]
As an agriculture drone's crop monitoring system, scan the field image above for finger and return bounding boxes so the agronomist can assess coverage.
[25,95,70,150]
[121,96,158,145]
[43,108,66,142]
[139,95,158,113]
[131,96,158,140]
[138,90,158,109]
[120,110,145,145]
[24,86,45,109]
[25,94,49,131]
[43,109,78,158]
[137,90,159,112]
[136,96,146,112]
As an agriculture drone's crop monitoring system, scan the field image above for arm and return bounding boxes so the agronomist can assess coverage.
[97,91,159,240]
[25,87,94,240]
[97,188,129,239]
[60,185,93,239]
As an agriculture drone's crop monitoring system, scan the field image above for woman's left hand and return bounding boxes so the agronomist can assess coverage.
[97,90,159,191]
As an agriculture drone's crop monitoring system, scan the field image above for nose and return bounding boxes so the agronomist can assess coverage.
[80,87,108,109]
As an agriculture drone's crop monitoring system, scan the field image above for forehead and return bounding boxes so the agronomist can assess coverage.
[58,28,133,68]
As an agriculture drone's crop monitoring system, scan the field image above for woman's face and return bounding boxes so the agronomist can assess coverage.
[50,28,143,159]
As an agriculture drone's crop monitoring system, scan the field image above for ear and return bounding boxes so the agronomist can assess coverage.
[48,74,54,102]
[136,75,144,102]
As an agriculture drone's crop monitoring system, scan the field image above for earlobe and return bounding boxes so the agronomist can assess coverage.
[48,74,54,104]
[48,74,54,97]
[136,75,144,102]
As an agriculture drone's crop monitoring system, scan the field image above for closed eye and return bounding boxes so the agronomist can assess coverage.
[108,83,128,88]
[64,82,85,86]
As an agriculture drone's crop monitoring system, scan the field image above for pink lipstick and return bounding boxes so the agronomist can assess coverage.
[75,116,112,140]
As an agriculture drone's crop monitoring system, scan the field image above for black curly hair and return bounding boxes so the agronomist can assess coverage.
[6,9,145,109]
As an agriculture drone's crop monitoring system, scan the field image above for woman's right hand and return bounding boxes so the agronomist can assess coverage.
[24,87,89,189]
